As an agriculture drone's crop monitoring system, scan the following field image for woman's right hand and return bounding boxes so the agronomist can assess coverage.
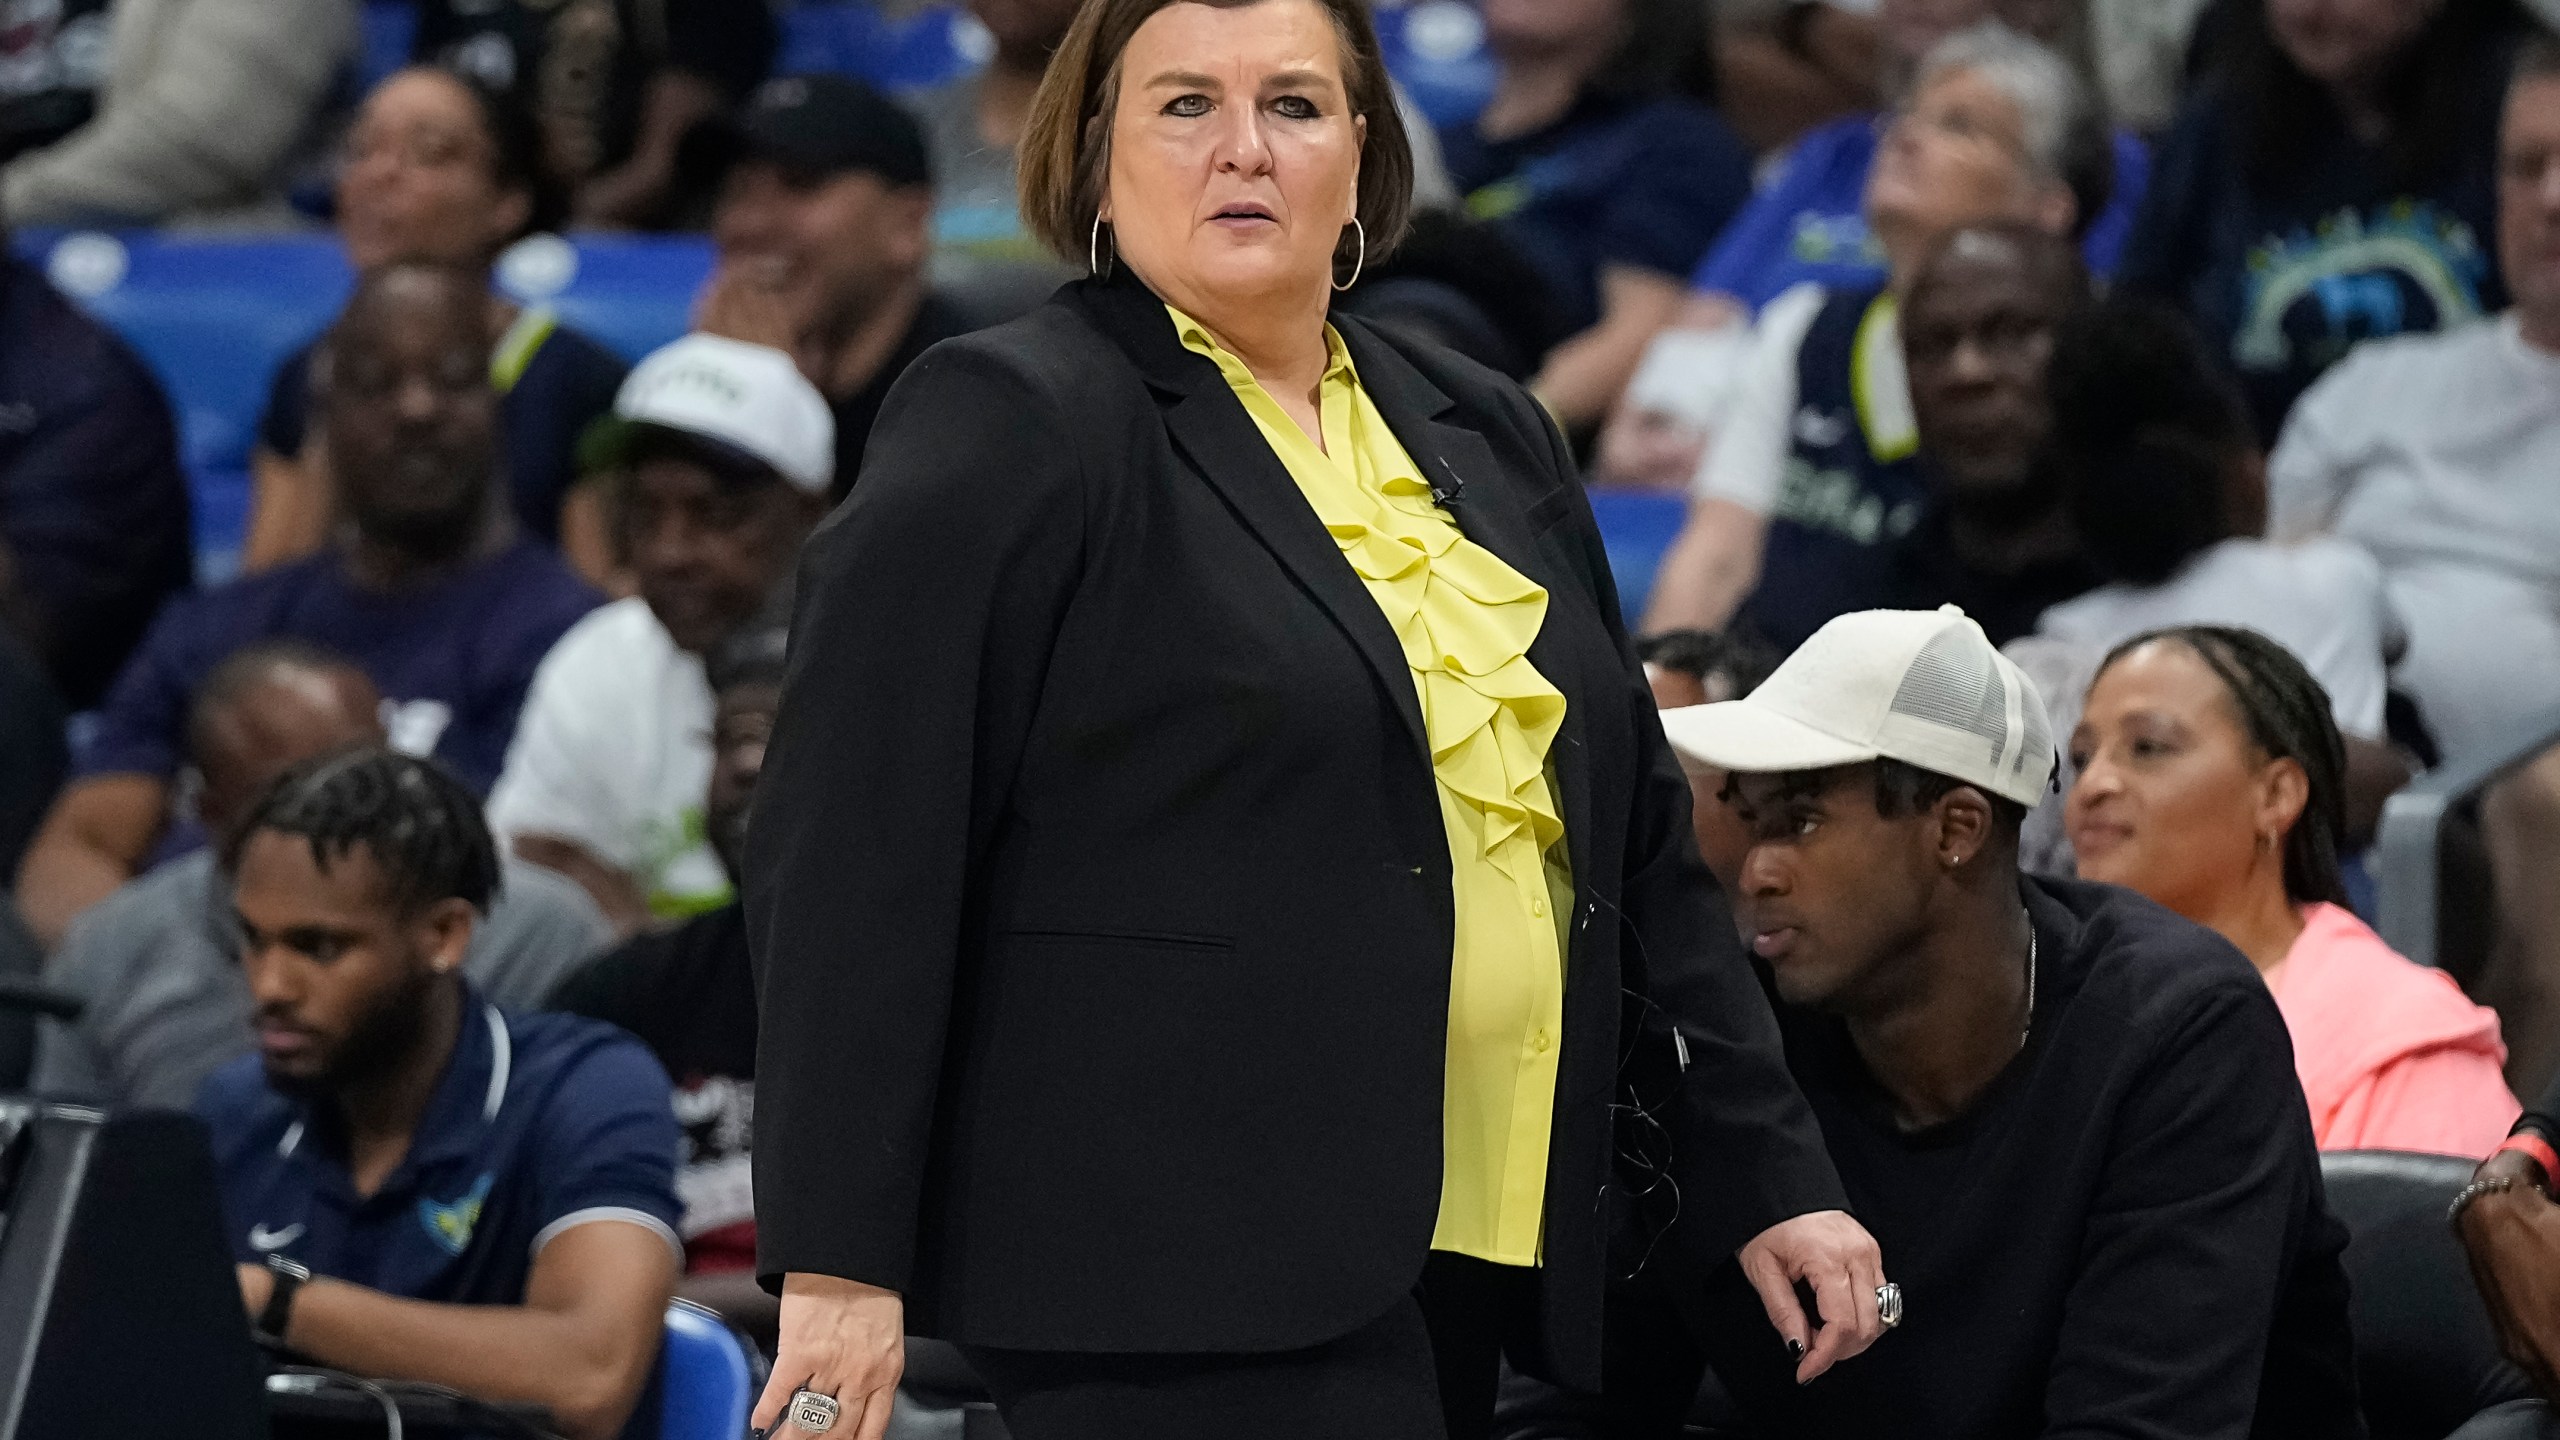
[749,1273,906,1440]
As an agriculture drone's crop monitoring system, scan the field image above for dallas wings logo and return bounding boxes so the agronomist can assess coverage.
[419,1174,494,1257]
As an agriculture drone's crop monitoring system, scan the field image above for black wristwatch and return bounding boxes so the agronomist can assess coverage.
[258,1253,312,1344]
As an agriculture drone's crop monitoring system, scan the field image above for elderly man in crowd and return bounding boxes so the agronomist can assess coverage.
[202,748,678,1440]
[1639,22,2109,646]
[33,641,606,1110]
[1608,607,2361,1439]
[488,333,830,932]
[1880,221,2097,644]
[13,261,599,950]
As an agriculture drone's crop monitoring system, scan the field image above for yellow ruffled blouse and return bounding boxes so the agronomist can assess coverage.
[1172,306,1570,1267]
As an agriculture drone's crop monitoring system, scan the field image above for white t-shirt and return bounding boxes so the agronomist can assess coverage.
[2034,538,2395,739]
[1688,282,1915,513]
[2269,314,2560,760]
[486,597,727,916]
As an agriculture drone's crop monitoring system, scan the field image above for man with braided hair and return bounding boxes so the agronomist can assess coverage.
[196,747,682,1440]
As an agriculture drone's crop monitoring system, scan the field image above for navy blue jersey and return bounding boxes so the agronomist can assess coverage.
[199,990,683,1307]
[1737,286,1926,653]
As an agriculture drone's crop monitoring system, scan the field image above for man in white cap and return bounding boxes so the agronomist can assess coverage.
[488,334,833,932]
[1607,606,2360,1439]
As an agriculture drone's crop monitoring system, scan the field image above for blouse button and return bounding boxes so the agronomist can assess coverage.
[1530,896,1547,918]
[1533,1031,1552,1054]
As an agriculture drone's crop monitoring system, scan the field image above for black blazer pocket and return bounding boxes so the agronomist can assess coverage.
[1524,485,1575,538]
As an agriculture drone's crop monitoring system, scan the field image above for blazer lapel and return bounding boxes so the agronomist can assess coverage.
[1340,321,1598,906]
[1068,275,1431,763]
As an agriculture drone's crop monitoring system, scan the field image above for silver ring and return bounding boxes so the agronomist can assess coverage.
[1876,1282,1904,1329]
[789,1390,842,1434]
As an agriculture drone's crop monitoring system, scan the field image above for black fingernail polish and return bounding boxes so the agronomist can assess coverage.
[1787,1339,1805,1358]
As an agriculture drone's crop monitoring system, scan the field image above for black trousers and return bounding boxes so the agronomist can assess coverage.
[960,1253,1541,1440]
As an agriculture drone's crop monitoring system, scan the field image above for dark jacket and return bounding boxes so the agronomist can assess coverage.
[744,268,1843,1386]
[0,255,190,708]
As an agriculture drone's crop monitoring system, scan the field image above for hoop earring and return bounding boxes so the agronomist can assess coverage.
[1089,214,1113,277]
[1333,218,1366,292]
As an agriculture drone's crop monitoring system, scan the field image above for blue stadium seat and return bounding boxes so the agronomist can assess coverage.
[651,1300,758,1440]
[498,234,716,363]
[779,3,989,93]
[1586,487,1686,620]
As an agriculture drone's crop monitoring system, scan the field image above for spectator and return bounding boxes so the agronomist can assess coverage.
[2269,30,2560,763]
[34,641,606,1110]
[905,0,1088,260]
[549,617,784,1347]
[1631,606,2362,1439]
[1436,0,1756,433]
[697,75,969,500]
[489,334,829,932]
[248,66,629,573]
[13,262,600,950]
[2043,296,2394,742]
[0,0,353,225]
[0,228,191,709]
[1689,0,2145,316]
[201,749,679,1440]
[1639,626,1778,891]
[2456,1069,2560,1420]
[2266,33,2560,1099]
[418,0,777,229]
[1593,0,2151,500]
[1882,222,2098,645]
[2070,626,2520,1155]
[2120,0,2522,438]
[1640,24,2106,639]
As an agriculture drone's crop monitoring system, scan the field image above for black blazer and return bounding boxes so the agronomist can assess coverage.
[744,269,1843,1387]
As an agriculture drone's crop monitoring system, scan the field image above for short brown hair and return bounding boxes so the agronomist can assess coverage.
[1017,0,1415,267]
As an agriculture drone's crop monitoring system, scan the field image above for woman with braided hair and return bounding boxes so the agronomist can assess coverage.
[2065,624,2519,1155]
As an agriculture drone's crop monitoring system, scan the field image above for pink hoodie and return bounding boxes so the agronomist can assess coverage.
[2271,903,2520,1157]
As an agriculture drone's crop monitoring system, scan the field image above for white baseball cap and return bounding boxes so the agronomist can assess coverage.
[1659,606,2057,807]
[609,334,835,494]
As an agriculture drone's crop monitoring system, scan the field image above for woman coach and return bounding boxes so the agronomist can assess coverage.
[744,0,1887,1435]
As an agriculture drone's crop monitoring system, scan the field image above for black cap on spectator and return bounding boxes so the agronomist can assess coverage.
[729,74,932,189]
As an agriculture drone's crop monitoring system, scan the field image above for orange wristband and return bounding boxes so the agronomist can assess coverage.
[2499,1131,2560,1189]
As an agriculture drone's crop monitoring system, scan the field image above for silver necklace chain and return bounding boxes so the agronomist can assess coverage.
[2021,910,2039,1047]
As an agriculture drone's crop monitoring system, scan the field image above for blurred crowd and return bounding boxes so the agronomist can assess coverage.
[3,0,2560,1435]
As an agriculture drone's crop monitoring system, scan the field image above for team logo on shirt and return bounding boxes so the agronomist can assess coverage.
[419,1174,494,1257]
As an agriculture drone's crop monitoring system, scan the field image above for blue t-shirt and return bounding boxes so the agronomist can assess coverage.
[2116,81,2502,440]
[199,991,684,1308]
[259,310,629,545]
[1688,115,2154,313]
[79,538,600,794]
[1440,90,1755,335]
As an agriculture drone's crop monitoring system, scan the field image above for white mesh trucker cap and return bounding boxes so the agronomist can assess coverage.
[612,334,835,495]
[1658,606,2057,807]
